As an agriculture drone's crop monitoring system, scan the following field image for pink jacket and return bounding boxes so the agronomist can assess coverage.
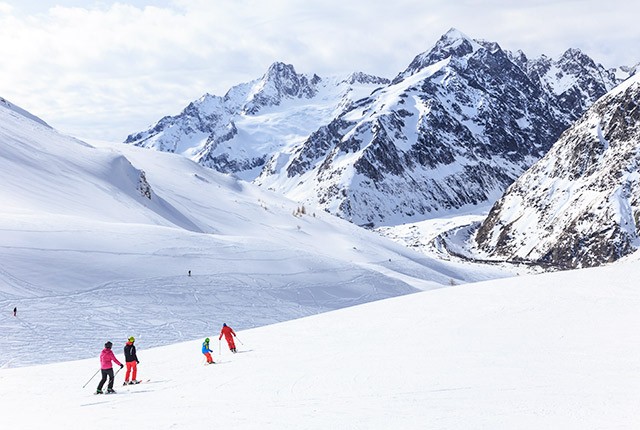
[100,348,122,370]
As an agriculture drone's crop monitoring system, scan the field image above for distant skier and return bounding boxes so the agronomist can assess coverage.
[219,323,237,353]
[188,270,191,277]
[96,341,123,394]
[123,336,140,385]
[13,307,16,317]
[202,338,214,364]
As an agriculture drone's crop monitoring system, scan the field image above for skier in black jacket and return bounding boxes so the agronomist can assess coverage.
[123,336,140,385]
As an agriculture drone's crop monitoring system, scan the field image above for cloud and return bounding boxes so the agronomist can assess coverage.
[0,0,638,141]
[0,2,12,14]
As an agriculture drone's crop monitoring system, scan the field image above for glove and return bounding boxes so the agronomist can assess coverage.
[136,360,140,364]
[120,364,124,369]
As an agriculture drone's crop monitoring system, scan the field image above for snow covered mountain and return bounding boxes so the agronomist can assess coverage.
[258,29,622,227]
[125,62,389,180]
[473,74,640,269]
[125,29,621,227]
[0,96,518,367]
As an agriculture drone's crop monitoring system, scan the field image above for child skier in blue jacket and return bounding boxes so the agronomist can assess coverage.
[202,338,214,364]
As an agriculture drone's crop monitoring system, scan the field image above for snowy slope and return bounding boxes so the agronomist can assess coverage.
[1,258,639,429]
[0,98,519,367]
[0,96,51,128]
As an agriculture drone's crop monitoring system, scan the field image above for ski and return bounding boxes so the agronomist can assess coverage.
[124,379,151,385]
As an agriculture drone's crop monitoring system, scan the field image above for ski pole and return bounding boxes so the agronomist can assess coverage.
[218,339,221,355]
[114,365,124,379]
[235,336,244,345]
[82,368,101,388]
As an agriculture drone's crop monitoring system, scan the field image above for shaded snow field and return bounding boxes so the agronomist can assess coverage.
[0,209,515,368]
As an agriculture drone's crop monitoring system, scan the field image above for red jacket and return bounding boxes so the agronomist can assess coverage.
[100,348,122,370]
[219,325,236,340]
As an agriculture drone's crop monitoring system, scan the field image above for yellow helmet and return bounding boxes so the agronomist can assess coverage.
[128,336,135,342]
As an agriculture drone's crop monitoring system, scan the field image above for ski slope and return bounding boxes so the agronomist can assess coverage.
[1,260,639,429]
[0,99,517,367]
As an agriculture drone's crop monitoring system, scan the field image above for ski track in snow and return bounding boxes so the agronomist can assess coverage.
[2,261,640,428]
[0,270,409,367]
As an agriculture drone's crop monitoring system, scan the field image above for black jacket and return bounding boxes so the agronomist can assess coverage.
[124,342,138,363]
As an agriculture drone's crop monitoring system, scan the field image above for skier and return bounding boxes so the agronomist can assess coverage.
[188,270,191,277]
[96,341,123,394]
[13,307,16,317]
[219,323,237,353]
[202,338,214,364]
[123,336,140,385]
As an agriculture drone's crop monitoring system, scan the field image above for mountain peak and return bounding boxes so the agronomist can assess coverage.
[440,27,473,44]
[343,72,390,85]
[261,62,322,88]
[264,61,298,80]
[240,62,321,114]
[433,28,481,53]
[619,62,639,77]
[394,28,481,82]
[558,47,593,65]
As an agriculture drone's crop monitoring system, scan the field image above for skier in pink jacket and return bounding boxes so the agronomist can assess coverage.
[96,341,123,394]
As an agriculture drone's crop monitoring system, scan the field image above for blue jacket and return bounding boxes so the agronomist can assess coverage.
[202,341,212,354]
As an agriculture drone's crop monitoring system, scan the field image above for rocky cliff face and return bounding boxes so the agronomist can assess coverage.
[256,29,619,226]
[513,48,619,121]
[474,74,640,268]
[125,29,622,227]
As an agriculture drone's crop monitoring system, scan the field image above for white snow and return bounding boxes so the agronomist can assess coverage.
[2,97,640,428]
[0,99,511,368]
[541,63,578,95]
[2,260,640,429]
[607,71,640,98]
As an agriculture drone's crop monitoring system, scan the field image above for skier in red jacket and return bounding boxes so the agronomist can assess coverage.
[219,323,237,353]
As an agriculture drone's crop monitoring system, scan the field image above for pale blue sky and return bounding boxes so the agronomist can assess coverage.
[3,0,173,14]
[0,0,638,141]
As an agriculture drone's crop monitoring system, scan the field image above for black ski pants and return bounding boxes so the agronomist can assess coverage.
[97,368,115,391]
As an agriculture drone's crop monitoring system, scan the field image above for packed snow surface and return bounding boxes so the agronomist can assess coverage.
[2,261,640,429]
